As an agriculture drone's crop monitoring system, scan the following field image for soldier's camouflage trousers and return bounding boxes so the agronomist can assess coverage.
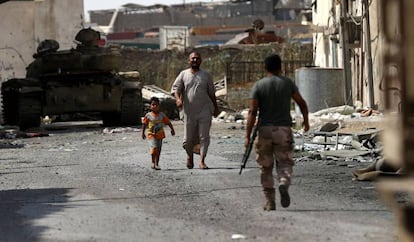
[254,126,294,190]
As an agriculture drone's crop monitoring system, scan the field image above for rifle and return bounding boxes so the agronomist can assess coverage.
[239,122,259,175]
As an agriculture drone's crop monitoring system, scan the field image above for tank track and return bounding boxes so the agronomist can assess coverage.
[2,90,41,130]
[160,99,179,120]
[120,91,143,126]
[2,87,18,125]
[102,91,142,127]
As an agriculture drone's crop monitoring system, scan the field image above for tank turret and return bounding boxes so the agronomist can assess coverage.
[1,28,143,130]
[26,28,121,78]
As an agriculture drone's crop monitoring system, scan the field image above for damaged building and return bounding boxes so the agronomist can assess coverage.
[87,0,314,48]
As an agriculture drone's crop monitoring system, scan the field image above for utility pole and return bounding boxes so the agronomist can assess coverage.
[339,0,353,105]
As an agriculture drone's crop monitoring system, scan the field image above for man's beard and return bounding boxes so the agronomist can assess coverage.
[191,63,200,70]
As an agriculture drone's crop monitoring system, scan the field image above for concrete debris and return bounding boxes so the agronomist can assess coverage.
[102,127,141,134]
[214,110,246,123]
[352,158,405,181]
[0,141,24,149]
[319,122,340,132]
[311,105,355,116]
[231,234,247,239]
[292,105,388,181]
[47,146,77,152]
[0,128,49,139]
[212,106,384,173]
[320,150,373,158]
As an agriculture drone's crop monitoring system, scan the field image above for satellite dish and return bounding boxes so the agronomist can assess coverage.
[252,19,264,30]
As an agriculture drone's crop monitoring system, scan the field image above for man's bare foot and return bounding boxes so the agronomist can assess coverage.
[199,163,209,169]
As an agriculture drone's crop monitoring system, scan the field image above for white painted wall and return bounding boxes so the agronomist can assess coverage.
[312,0,336,68]
[0,0,84,83]
[312,0,344,68]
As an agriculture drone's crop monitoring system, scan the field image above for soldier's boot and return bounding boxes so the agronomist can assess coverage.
[279,181,290,208]
[263,188,276,211]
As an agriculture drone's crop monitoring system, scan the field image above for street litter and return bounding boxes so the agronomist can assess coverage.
[48,146,77,152]
[0,128,49,139]
[231,234,247,239]
[102,127,140,134]
[0,141,24,149]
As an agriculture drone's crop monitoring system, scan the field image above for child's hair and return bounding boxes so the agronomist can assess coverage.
[150,96,160,104]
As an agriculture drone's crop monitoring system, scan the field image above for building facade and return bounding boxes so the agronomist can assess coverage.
[312,0,391,111]
[0,0,84,82]
[88,0,313,48]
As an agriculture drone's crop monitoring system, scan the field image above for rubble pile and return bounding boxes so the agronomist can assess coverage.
[213,104,390,181]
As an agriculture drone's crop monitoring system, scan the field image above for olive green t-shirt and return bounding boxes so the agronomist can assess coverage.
[250,75,298,126]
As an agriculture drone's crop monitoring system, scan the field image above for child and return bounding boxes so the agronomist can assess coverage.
[142,97,175,170]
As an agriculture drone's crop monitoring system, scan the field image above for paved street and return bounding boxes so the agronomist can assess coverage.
[0,121,396,242]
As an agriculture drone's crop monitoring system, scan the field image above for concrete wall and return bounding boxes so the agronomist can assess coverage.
[312,0,337,68]
[312,0,387,110]
[370,0,387,111]
[0,0,84,82]
[34,0,84,49]
[0,1,36,83]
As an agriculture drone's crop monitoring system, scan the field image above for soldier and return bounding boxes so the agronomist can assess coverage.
[245,54,309,211]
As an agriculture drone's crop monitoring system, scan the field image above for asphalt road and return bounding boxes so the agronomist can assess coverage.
[0,121,397,242]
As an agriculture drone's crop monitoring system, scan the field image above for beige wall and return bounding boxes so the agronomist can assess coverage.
[368,0,385,110]
[0,2,36,82]
[312,0,386,110]
[312,0,338,68]
[34,0,84,49]
[0,0,84,83]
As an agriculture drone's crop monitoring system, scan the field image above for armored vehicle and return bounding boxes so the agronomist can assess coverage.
[1,28,143,130]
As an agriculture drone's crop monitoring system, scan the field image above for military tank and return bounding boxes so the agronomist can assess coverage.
[1,28,143,130]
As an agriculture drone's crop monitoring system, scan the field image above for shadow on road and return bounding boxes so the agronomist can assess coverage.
[0,188,72,241]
